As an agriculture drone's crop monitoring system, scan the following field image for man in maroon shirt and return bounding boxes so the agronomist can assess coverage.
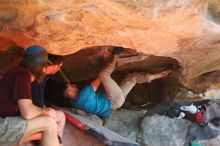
[0,45,60,146]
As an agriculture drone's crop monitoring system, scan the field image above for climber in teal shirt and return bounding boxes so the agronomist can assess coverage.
[64,47,172,118]
[69,85,111,117]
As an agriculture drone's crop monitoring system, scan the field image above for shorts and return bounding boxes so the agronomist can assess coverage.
[0,116,28,145]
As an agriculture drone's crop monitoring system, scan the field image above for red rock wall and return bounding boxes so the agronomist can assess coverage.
[1,0,220,92]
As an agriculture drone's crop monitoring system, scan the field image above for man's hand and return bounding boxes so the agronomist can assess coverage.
[42,108,57,121]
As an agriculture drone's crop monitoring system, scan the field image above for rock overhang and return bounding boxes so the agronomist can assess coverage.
[1,0,220,98]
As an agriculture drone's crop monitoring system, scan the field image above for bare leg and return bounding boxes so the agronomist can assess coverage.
[21,111,65,146]
[55,110,66,137]
[20,133,42,143]
[22,116,59,146]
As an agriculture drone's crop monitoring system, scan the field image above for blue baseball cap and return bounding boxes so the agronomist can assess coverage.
[23,45,48,63]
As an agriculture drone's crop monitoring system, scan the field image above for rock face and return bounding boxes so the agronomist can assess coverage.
[3,1,220,145]
[104,109,147,142]
[1,0,220,102]
[137,114,192,146]
[0,37,24,76]
[104,103,220,146]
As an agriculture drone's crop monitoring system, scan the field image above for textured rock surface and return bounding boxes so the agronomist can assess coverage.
[105,100,220,146]
[1,0,220,78]
[2,1,220,144]
[137,114,192,146]
[0,37,24,76]
[1,0,220,100]
[199,135,220,146]
[104,109,147,141]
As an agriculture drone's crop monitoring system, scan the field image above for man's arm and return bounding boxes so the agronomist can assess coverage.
[18,99,56,120]
[91,78,101,91]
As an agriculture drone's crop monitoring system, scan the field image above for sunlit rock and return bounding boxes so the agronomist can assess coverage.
[1,0,220,97]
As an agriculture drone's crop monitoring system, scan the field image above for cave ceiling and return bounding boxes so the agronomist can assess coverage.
[1,0,220,92]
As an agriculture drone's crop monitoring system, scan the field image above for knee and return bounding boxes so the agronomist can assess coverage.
[43,116,57,130]
[56,111,66,123]
[111,93,125,110]
[99,66,114,79]
[25,116,58,138]
[125,73,137,83]
[59,111,66,120]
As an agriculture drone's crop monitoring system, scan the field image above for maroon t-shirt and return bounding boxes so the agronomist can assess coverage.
[0,66,32,117]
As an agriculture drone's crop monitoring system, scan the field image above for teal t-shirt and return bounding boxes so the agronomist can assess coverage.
[69,85,111,117]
